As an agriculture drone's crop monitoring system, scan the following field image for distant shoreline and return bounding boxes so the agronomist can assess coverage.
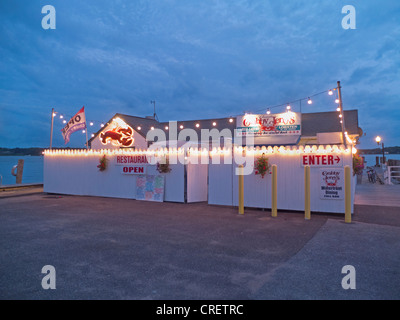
[1,146,399,156]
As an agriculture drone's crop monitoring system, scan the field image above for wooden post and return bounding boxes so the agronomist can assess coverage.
[16,159,24,184]
[337,81,347,148]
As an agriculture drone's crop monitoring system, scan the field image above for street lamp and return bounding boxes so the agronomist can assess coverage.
[375,136,385,166]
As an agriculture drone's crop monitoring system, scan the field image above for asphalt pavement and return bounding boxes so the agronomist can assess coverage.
[0,185,399,300]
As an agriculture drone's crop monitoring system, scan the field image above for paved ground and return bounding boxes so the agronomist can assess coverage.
[0,184,399,300]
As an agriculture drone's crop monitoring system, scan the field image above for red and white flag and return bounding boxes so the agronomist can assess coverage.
[61,107,86,144]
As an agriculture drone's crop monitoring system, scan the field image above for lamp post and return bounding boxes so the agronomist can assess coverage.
[375,136,385,166]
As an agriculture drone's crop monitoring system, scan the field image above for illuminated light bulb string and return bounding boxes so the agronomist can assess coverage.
[51,87,344,141]
[241,87,340,117]
[51,111,107,138]
[231,86,345,140]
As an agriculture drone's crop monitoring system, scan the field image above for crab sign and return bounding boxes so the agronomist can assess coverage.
[99,118,134,147]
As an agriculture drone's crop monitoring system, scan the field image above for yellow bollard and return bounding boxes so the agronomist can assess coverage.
[238,165,244,215]
[345,165,352,223]
[304,165,311,220]
[271,164,277,217]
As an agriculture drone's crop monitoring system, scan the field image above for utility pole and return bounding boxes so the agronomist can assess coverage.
[337,81,347,148]
[150,100,159,121]
[50,108,55,149]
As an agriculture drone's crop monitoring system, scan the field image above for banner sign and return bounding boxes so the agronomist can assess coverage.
[236,112,301,136]
[319,169,344,200]
[301,154,343,167]
[61,107,86,144]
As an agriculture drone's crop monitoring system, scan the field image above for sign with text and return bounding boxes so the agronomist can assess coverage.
[115,155,149,165]
[121,165,146,175]
[301,154,343,167]
[61,107,86,144]
[320,169,344,200]
[236,112,301,136]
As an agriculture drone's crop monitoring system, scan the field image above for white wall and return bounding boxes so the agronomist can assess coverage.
[44,153,185,202]
[187,162,208,203]
[44,147,355,214]
[209,150,355,214]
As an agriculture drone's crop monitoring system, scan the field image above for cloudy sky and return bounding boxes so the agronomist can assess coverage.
[1,0,399,148]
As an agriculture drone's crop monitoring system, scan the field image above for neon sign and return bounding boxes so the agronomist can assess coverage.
[99,117,134,147]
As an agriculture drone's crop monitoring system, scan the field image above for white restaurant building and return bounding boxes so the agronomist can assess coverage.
[44,109,362,214]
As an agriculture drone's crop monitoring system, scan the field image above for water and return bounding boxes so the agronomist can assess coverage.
[361,154,400,167]
[0,156,44,186]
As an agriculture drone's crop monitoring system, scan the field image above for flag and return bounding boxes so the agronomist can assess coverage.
[61,106,86,144]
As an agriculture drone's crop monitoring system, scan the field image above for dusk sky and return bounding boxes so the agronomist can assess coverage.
[1,0,399,149]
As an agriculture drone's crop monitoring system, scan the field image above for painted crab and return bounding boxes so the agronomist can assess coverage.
[99,121,134,147]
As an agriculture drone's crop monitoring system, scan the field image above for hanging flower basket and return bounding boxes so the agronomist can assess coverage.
[353,153,364,176]
[156,156,172,174]
[254,154,271,178]
[97,155,108,172]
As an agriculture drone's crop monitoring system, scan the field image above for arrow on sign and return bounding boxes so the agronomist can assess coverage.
[335,156,341,164]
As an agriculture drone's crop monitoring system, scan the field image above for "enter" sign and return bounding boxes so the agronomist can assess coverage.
[301,154,343,167]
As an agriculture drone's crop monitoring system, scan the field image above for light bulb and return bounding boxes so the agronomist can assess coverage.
[229,118,234,123]
[335,98,340,104]
[328,90,333,95]
[307,98,312,105]
[266,109,271,115]
[212,122,217,126]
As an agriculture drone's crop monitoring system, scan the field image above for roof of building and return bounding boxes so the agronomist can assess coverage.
[88,109,361,147]
[302,109,360,136]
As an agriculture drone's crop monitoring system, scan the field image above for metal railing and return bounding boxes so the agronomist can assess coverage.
[386,166,400,185]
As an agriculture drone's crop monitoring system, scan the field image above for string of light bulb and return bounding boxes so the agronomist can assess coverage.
[50,84,345,142]
[43,144,352,157]
[245,87,339,116]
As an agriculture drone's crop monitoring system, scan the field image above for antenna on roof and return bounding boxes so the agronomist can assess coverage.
[150,100,159,121]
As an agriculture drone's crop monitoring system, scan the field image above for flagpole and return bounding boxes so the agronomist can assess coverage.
[85,127,89,150]
[82,106,89,150]
[50,108,54,149]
